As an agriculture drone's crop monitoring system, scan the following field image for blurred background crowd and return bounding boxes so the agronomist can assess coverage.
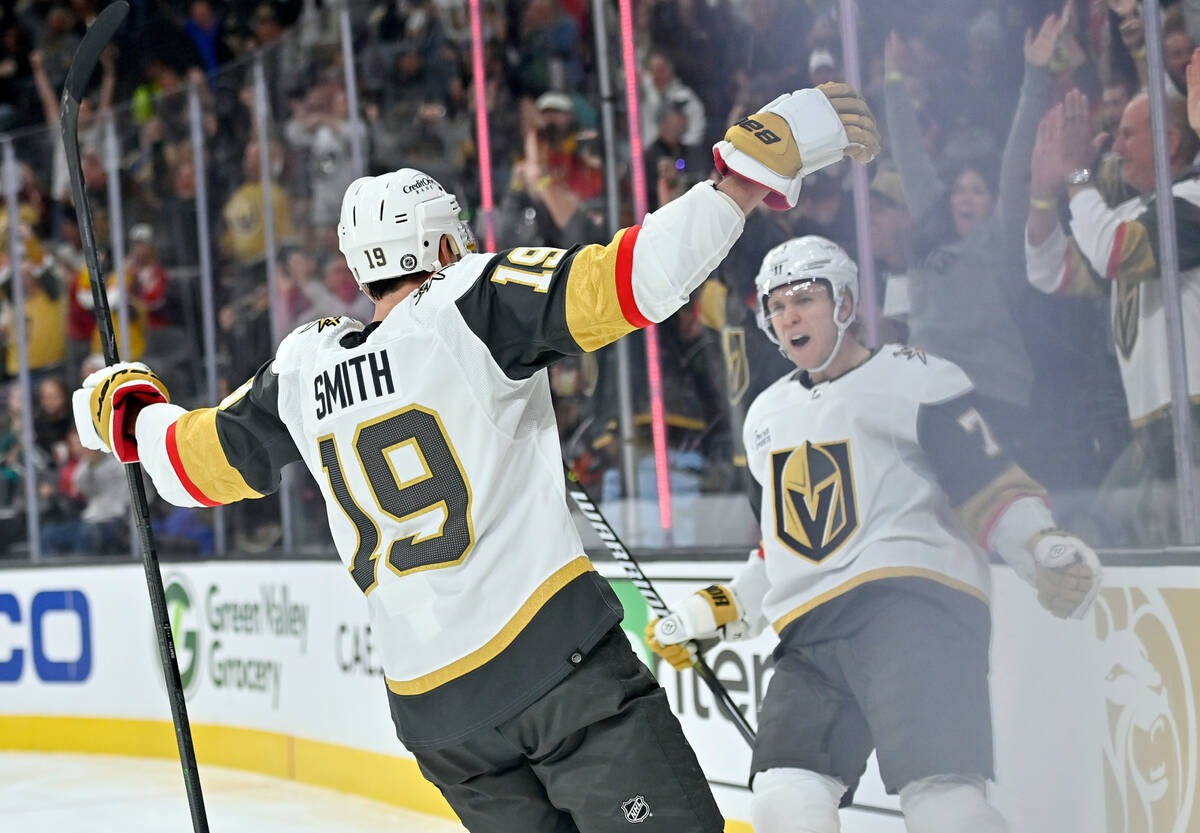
[1,0,1198,557]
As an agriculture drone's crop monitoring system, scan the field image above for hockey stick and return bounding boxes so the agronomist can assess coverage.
[61,5,210,831]
[565,466,757,747]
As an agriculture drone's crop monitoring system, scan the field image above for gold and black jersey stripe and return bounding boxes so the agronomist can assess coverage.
[916,392,1045,545]
[455,228,648,380]
[1108,192,1200,284]
[164,360,301,506]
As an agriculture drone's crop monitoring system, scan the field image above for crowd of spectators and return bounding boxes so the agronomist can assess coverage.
[2,0,1200,555]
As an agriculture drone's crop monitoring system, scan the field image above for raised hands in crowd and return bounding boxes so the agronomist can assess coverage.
[1024,9,1067,69]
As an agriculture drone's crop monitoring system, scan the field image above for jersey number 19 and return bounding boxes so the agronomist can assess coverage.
[319,405,475,595]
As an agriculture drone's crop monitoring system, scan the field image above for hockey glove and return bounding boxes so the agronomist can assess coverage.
[646,584,750,672]
[713,83,880,210]
[73,361,170,464]
[1029,530,1102,620]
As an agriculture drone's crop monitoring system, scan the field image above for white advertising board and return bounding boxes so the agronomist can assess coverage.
[2,559,1198,833]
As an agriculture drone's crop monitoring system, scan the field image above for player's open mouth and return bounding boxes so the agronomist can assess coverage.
[789,335,810,347]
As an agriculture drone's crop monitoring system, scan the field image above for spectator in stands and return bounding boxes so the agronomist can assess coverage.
[67,224,167,372]
[883,15,1064,454]
[32,4,80,93]
[1,229,66,384]
[0,16,34,132]
[370,92,468,189]
[530,91,603,201]
[641,51,706,149]
[961,8,1022,144]
[33,376,71,462]
[496,97,605,249]
[644,0,744,147]
[790,167,855,255]
[219,138,298,275]
[1026,87,1200,545]
[0,383,46,555]
[124,224,173,360]
[868,169,916,343]
[283,79,358,238]
[513,0,582,95]
[1113,5,1195,97]
[45,204,83,294]
[741,0,809,93]
[157,154,201,270]
[29,46,114,205]
[275,245,339,333]
[645,100,709,210]
[808,48,840,87]
[320,254,373,323]
[1100,71,1137,138]
[183,0,234,87]
[1165,9,1197,96]
[40,432,131,556]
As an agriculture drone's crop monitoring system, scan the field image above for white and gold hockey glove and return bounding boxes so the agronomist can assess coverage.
[988,497,1102,620]
[72,361,170,464]
[713,82,881,210]
[1029,530,1102,620]
[646,584,751,672]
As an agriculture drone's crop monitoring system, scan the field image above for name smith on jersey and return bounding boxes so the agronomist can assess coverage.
[314,347,396,420]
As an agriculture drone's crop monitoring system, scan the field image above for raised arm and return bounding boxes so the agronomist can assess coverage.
[996,14,1060,245]
[29,52,60,127]
[882,32,943,221]
[98,47,116,112]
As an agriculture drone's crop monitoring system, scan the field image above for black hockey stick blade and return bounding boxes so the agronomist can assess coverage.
[565,465,757,747]
[60,5,210,832]
[62,2,127,112]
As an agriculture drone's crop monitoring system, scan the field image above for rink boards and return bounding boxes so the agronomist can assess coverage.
[1,557,1198,833]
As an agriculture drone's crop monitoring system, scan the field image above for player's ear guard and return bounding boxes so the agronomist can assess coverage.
[713,83,880,210]
[73,361,170,464]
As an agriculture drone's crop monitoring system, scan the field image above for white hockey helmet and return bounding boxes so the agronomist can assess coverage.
[754,235,858,371]
[337,168,477,286]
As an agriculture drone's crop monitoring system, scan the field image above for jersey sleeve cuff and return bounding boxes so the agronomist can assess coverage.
[134,402,209,508]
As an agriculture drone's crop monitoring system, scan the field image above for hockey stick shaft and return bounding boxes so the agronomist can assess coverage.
[60,5,210,831]
[565,467,757,747]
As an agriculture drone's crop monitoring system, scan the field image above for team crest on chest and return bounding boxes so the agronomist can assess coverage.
[770,440,859,562]
[1114,280,1139,359]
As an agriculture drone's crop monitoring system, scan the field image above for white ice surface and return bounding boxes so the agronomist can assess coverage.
[0,752,468,833]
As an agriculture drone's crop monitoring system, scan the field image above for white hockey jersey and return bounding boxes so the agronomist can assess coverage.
[1025,178,1200,425]
[131,182,745,747]
[741,347,1046,635]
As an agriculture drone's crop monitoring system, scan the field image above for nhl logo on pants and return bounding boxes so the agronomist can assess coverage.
[621,795,651,823]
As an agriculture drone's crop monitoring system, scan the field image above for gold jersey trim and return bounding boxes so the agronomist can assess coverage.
[564,228,640,352]
[771,567,988,634]
[385,555,594,696]
[173,408,264,504]
[955,463,1045,545]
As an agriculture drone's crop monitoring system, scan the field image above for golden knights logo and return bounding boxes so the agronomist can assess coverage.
[1114,279,1139,360]
[771,440,859,562]
[722,326,750,406]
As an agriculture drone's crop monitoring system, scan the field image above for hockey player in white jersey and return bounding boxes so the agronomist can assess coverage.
[647,236,1102,833]
[70,87,880,832]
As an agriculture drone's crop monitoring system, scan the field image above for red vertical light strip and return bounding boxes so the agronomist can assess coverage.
[468,0,496,252]
[618,0,671,531]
